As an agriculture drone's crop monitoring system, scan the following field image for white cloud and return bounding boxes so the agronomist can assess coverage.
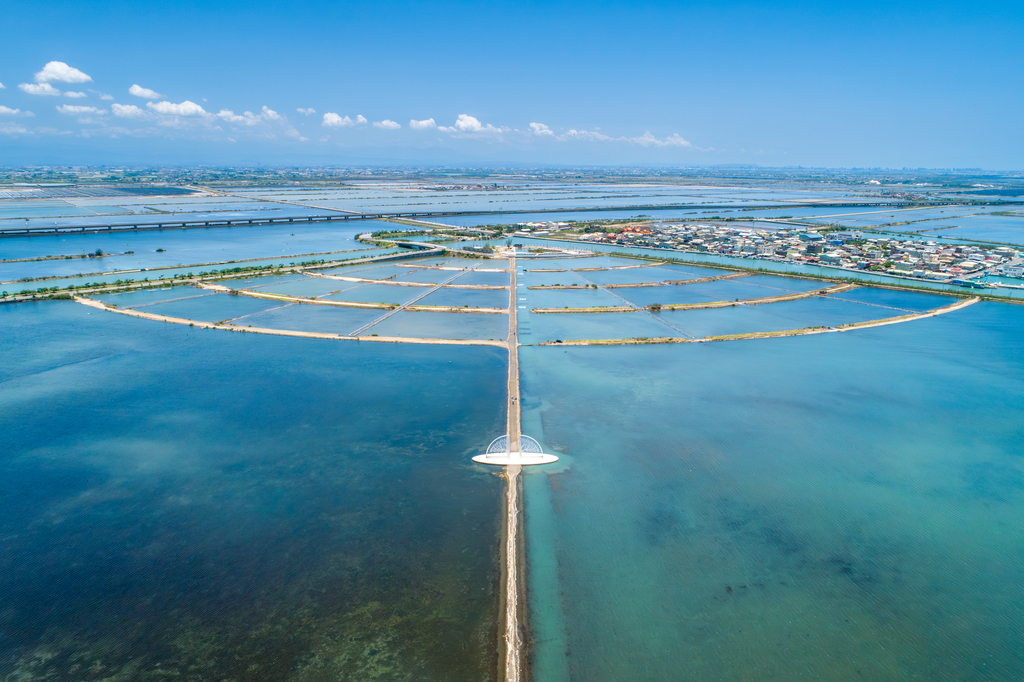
[64,91,87,98]
[555,128,696,148]
[530,122,554,136]
[323,112,353,127]
[373,119,400,130]
[146,100,207,116]
[19,82,61,96]
[89,89,114,100]
[0,105,33,117]
[559,129,612,142]
[35,61,92,84]
[261,105,281,120]
[356,114,368,124]
[0,82,5,89]
[129,84,163,99]
[296,107,316,115]
[453,114,483,132]
[663,133,693,147]
[0,122,29,135]
[217,109,261,125]
[438,114,506,135]
[409,118,436,130]
[630,131,693,147]
[56,104,105,115]
[111,103,147,118]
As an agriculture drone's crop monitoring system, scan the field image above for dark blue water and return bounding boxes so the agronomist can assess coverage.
[0,300,505,680]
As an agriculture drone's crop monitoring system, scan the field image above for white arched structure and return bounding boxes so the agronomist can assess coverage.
[472,434,559,466]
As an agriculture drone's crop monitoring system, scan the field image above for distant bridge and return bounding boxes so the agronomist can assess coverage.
[0,200,937,237]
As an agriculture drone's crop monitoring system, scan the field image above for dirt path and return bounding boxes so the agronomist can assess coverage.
[74,296,507,347]
[504,256,523,682]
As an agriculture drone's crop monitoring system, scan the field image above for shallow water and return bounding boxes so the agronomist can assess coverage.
[257,277,352,298]
[0,222,393,281]
[521,302,1024,682]
[322,284,420,306]
[828,287,955,313]
[657,297,894,337]
[0,300,506,681]
[457,270,510,287]
[517,310,674,344]
[363,310,509,341]
[92,285,210,307]
[416,287,510,309]
[360,307,507,339]
[615,278,821,307]
[241,303,384,334]
[144,293,286,322]
[575,266,707,285]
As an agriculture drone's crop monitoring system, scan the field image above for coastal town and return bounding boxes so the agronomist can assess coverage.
[513,221,1024,287]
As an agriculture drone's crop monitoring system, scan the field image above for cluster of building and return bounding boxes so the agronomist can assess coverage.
[512,221,571,237]
[570,222,1024,284]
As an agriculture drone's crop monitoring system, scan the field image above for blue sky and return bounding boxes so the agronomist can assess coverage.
[2,1,1021,168]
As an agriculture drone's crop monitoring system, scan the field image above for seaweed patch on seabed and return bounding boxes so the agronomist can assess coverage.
[2,567,498,682]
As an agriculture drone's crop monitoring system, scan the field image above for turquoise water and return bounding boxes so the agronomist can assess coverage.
[521,302,1024,681]
[0,300,505,680]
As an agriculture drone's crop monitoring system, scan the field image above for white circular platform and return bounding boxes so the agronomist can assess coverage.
[473,434,559,466]
[472,452,560,466]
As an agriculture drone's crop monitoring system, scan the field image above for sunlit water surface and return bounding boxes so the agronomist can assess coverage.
[521,301,1024,681]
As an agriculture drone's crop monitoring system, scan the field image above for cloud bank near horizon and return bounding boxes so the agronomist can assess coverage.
[1,60,706,157]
